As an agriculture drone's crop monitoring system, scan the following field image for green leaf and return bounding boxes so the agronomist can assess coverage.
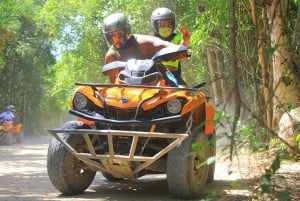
[296,134,300,142]
[270,155,281,173]
[261,184,271,194]
[230,180,242,188]
[261,175,271,185]
[242,128,251,137]
[275,191,291,201]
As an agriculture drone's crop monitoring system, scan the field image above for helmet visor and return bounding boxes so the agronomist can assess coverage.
[158,19,173,28]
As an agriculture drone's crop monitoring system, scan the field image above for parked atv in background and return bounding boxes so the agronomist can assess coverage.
[0,120,23,145]
[47,45,216,199]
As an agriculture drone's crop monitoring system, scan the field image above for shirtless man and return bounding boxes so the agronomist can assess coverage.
[102,12,179,84]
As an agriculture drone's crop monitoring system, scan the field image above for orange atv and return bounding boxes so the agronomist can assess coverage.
[0,120,23,145]
[47,45,216,199]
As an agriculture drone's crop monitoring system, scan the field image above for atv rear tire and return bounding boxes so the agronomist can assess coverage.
[167,127,210,199]
[47,121,96,195]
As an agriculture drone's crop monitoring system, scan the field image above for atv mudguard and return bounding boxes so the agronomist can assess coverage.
[192,101,214,135]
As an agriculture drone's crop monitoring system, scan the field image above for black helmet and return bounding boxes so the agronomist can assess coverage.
[102,13,131,45]
[151,7,175,35]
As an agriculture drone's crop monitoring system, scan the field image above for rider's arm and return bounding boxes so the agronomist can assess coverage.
[104,45,120,63]
[104,50,120,83]
[135,34,175,56]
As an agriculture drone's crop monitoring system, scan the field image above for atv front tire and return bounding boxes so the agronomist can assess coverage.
[3,132,13,145]
[47,121,96,195]
[167,127,210,199]
[15,131,24,143]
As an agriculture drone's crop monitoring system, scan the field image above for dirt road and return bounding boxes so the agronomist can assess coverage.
[0,134,299,201]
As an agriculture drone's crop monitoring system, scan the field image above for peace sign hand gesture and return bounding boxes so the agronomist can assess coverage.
[179,25,191,47]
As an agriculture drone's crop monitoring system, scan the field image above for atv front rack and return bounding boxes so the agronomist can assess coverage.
[48,128,188,178]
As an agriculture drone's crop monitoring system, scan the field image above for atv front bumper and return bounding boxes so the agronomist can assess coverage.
[48,128,188,178]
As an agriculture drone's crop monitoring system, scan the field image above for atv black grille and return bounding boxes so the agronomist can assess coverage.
[105,104,171,121]
[106,107,138,120]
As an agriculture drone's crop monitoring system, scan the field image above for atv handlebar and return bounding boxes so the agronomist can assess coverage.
[75,82,206,91]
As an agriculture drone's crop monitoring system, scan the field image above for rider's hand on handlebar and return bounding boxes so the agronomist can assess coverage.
[170,52,190,61]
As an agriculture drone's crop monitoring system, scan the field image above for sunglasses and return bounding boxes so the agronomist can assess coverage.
[158,19,173,28]
[107,30,127,40]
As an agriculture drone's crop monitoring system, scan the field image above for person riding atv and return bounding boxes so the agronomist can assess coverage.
[0,105,23,145]
[0,105,15,124]
[151,7,190,87]
[103,12,180,87]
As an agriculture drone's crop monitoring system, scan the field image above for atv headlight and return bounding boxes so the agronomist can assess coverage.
[73,93,88,110]
[166,99,182,114]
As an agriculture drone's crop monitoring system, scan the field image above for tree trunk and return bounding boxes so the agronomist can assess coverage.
[207,48,224,106]
[229,0,241,130]
[228,0,242,160]
[292,0,300,48]
[215,50,227,103]
[249,0,273,136]
[265,0,300,129]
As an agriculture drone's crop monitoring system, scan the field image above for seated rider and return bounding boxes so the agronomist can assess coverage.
[102,12,181,86]
[0,105,15,125]
[151,7,191,87]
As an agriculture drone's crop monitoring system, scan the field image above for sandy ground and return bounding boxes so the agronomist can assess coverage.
[0,133,299,201]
